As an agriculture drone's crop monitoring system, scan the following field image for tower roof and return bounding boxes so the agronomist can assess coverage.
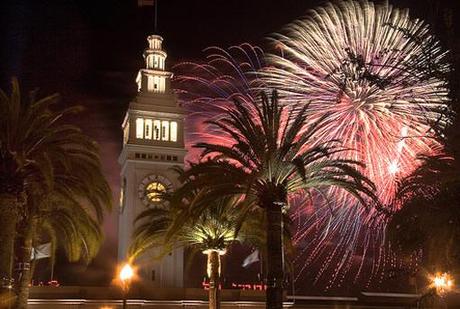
[136,33,172,94]
[147,35,164,51]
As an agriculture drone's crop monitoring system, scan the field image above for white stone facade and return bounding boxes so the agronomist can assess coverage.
[118,34,186,288]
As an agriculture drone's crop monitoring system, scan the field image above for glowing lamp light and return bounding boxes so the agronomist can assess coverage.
[431,272,454,296]
[119,263,134,283]
[117,262,135,309]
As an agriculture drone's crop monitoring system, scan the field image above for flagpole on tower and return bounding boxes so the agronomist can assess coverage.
[154,0,158,33]
[137,0,157,32]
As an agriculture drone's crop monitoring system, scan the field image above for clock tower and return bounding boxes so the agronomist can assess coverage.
[118,34,185,287]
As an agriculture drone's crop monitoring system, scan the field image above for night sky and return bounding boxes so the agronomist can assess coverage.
[1,0,459,294]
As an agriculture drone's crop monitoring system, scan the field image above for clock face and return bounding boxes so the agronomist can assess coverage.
[138,174,172,206]
[145,181,166,202]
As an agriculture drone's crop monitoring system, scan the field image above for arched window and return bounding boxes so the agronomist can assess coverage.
[147,76,154,92]
[170,122,178,142]
[153,76,160,92]
[136,118,144,139]
[145,119,152,139]
[153,120,161,140]
[147,55,154,69]
[161,121,169,141]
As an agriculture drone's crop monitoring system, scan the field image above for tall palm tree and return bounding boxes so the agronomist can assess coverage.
[130,194,258,309]
[15,185,110,309]
[14,130,111,309]
[15,196,105,306]
[0,78,111,308]
[175,91,376,309]
[0,78,70,295]
[384,107,460,293]
[387,153,460,272]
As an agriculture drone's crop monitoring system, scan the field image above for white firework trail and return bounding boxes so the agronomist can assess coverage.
[263,0,451,289]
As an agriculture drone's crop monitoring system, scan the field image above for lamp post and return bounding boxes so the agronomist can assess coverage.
[118,263,134,309]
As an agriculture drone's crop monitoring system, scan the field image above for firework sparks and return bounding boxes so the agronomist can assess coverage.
[263,0,450,288]
[173,44,264,163]
[173,0,451,291]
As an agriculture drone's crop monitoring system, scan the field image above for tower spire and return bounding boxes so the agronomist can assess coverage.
[135,33,172,94]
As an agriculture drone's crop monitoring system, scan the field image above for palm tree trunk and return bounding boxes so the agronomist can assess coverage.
[266,201,284,309]
[0,194,19,286]
[207,250,221,309]
[14,217,37,309]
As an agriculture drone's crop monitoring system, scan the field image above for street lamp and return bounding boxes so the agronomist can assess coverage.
[417,272,455,308]
[118,263,134,309]
[432,272,454,296]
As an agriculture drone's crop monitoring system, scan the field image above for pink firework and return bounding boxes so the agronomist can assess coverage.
[173,44,264,164]
[173,1,451,291]
[262,0,450,288]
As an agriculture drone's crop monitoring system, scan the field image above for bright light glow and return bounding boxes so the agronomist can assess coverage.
[431,272,454,296]
[119,264,134,282]
[136,118,178,142]
[388,162,399,175]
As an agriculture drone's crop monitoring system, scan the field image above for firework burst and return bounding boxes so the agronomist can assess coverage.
[173,0,451,291]
[173,44,264,162]
[263,0,451,288]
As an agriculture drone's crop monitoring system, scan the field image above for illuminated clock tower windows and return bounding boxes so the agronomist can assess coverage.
[118,34,186,288]
[134,117,178,142]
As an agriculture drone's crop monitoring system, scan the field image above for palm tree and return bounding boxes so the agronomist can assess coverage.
[175,91,375,309]
[387,153,460,272]
[15,179,110,309]
[384,108,460,295]
[15,128,111,309]
[15,196,105,308]
[0,78,69,295]
[130,194,257,309]
[0,78,111,308]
